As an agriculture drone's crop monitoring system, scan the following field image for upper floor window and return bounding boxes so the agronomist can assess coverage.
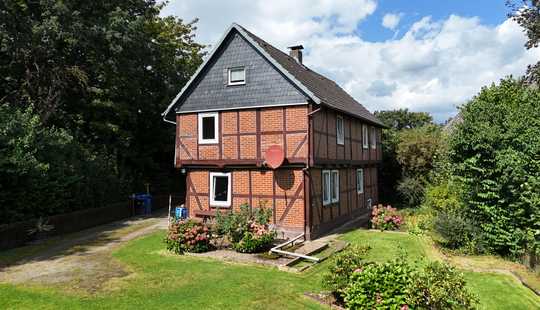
[362,125,369,149]
[371,127,377,149]
[228,67,246,85]
[198,112,218,144]
[336,116,344,145]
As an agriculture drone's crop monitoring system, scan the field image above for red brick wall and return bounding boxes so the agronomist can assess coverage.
[175,105,308,167]
[185,168,305,233]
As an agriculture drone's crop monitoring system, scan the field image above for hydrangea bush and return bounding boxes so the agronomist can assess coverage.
[371,204,403,231]
[216,204,276,253]
[165,219,212,254]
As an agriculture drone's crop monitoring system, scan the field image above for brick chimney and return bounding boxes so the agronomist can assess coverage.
[288,45,304,64]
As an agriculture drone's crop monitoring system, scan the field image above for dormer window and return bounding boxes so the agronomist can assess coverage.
[228,67,246,85]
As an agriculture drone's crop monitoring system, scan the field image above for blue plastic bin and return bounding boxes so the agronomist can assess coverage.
[133,193,152,215]
[175,207,187,220]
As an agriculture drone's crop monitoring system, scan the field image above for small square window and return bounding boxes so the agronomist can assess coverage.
[336,116,344,145]
[210,172,231,207]
[362,125,369,149]
[228,67,245,85]
[356,169,364,194]
[371,127,377,149]
[198,112,218,144]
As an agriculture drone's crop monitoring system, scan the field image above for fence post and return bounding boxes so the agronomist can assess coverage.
[168,194,172,225]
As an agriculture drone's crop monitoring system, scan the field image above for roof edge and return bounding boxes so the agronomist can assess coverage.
[161,23,322,123]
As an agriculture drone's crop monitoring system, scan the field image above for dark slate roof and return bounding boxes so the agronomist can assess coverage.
[238,25,384,126]
[163,23,384,127]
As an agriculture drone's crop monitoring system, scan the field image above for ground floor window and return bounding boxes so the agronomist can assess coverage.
[209,172,231,207]
[356,168,364,194]
[322,170,331,205]
[323,169,339,205]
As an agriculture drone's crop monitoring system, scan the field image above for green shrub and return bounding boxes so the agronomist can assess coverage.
[322,245,371,300]
[422,180,464,214]
[340,258,477,310]
[401,209,432,235]
[397,175,426,207]
[432,211,485,253]
[449,78,540,257]
[370,205,403,231]
[215,204,276,253]
[409,261,477,310]
[165,219,212,254]
[233,228,276,253]
[343,258,415,310]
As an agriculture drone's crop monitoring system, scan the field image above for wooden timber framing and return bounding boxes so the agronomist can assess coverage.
[176,104,383,239]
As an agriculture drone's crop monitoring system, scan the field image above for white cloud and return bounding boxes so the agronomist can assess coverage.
[382,13,401,30]
[162,1,539,122]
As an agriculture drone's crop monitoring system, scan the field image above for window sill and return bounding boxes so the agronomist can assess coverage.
[227,82,246,86]
[198,140,219,145]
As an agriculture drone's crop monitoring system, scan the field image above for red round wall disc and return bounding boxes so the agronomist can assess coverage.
[264,145,285,169]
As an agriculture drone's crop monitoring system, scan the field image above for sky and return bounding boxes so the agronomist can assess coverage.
[161,0,539,122]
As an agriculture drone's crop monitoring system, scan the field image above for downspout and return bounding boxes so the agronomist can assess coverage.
[303,106,321,240]
[163,114,176,125]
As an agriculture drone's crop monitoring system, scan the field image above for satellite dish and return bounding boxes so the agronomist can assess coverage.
[264,145,285,169]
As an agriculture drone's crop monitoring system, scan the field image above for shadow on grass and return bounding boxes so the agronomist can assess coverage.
[0,209,166,270]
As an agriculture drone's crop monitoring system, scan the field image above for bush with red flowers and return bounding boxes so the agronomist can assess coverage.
[371,204,403,231]
[165,219,212,254]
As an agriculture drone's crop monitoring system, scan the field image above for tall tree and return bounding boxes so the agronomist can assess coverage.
[0,0,204,223]
[374,109,433,130]
[508,0,540,84]
[0,0,204,176]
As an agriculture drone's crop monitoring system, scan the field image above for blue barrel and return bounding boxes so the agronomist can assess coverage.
[175,207,187,220]
[134,193,152,215]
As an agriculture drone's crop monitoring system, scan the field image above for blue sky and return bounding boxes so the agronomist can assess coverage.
[359,1,509,41]
[162,0,538,122]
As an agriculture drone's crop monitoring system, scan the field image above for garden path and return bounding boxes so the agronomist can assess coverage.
[0,211,168,292]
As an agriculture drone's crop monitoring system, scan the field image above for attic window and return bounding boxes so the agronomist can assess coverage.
[198,112,218,144]
[228,67,245,85]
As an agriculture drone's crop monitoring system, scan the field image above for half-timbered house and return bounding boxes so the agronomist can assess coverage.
[162,23,385,239]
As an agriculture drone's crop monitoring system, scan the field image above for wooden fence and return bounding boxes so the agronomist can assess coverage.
[0,194,184,251]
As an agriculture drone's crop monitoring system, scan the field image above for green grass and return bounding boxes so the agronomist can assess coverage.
[464,272,540,310]
[340,230,432,262]
[0,229,538,309]
[0,232,326,309]
[339,229,540,310]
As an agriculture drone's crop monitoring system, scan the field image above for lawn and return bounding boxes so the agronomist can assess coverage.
[0,229,539,309]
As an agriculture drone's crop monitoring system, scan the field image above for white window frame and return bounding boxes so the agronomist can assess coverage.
[209,172,231,207]
[336,116,344,145]
[371,127,377,149]
[356,169,364,194]
[331,170,340,203]
[362,124,369,149]
[228,67,246,85]
[322,170,331,206]
[198,112,219,144]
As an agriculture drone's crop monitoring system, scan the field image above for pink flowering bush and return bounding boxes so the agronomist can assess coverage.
[165,219,212,254]
[371,204,403,231]
[215,204,276,253]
